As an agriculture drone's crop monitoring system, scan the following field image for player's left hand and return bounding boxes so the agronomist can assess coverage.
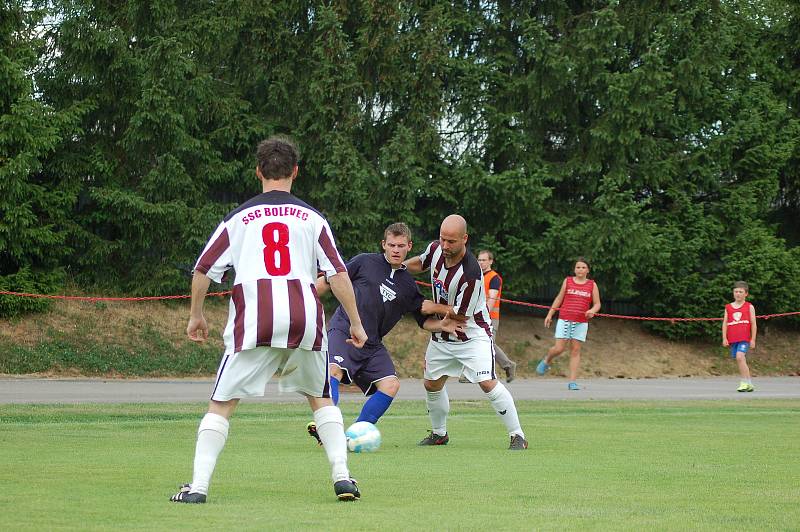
[441,312,467,334]
[347,324,368,349]
[585,310,596,319]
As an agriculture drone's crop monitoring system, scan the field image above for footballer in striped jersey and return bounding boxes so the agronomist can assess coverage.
[171,136,366,504]
[405,214,528,450]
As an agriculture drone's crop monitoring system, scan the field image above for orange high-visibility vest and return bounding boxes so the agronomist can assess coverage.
[483,270,502,320]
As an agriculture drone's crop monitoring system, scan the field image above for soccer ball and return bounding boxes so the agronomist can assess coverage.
[345,421,381,453]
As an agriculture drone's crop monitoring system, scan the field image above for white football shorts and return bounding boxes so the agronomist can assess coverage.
[210,345,329,401]
[424,337,496,383]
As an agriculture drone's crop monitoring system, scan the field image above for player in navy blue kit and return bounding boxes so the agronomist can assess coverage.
[308,223,463,443]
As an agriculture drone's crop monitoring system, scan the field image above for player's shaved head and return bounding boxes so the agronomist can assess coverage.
[440,214,467,237]
[439,214,468,264]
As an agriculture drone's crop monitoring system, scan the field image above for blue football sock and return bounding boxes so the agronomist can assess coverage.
[330,376,340,406]
[356,391,394,424]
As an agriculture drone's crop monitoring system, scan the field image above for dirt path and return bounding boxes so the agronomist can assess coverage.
[1,376,798,404]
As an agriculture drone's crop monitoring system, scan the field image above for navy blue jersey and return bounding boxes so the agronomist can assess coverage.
[329,253,426,347]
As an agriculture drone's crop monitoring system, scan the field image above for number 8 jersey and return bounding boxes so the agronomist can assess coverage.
[194,190,347,355]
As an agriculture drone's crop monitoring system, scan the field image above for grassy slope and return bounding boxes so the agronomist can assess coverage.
[0,401,798,531]
[2,298,798,377]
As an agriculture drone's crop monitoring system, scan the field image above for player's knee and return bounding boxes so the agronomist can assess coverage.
[423,378,445,392]
[208,398,238,419]
[308,396,335,412]
[329,365,343,380]
[378,377,400,397]
[478,379,497,393]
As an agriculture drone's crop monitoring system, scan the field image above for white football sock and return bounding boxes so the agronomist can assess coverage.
[190,412,229,495]
[485,382,524,439]
[314,405,350,482]
[426,387,450,436]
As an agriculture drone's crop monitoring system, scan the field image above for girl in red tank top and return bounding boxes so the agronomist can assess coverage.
[722,281,757,392]
[537,258,601,390]
[559,276,596,323]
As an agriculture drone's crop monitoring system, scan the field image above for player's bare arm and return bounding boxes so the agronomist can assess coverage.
[403,255,425,274]
[486,289,500,313]
[187,271,211,342]
[721,310,729,346]
[585,283,602,319]
[315,274,330,297]
[420,299,467,322]
[544,279,567,328]
[328,271,368,348]
[750,304,757,348]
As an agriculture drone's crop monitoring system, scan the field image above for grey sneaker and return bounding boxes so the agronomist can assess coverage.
[504,362,517,383]
[418,431,449,446]
[509,434,528,450]
[170,484,207,503]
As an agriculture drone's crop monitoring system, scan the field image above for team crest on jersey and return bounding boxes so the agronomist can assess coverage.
[380,283,397,303]
[433,279,449,301]
[333,355,344,363]
[733,311,742,321]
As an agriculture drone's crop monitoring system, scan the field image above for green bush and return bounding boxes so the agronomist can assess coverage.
[0,269,60,318]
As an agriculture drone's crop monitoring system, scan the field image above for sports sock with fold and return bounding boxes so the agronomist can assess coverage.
[425,387,450,436]
[314,405,349,482]
[190,412,229,495]
[485,382,524,438]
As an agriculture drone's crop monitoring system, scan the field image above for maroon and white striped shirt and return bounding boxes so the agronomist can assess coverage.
[194,191,346,354]
[418,241,493,343]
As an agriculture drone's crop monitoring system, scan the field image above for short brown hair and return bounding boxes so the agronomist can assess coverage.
[575,256,590,270]
[384,222,411,241]
[733,281,749,292]
[478,250,494,260]
[257,136,299,179]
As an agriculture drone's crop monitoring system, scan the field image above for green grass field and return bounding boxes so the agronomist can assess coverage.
[1,400,798,531]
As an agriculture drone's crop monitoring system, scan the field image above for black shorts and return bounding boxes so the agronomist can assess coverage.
[327,328,397,396]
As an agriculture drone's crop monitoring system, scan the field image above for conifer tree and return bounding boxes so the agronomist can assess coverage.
[0,3,84,316]
[5,0,799,333]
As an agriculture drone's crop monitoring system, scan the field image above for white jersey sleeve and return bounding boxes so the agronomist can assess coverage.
[418,241,440,271]
[194,221,232,283]
[315,220,347,278]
